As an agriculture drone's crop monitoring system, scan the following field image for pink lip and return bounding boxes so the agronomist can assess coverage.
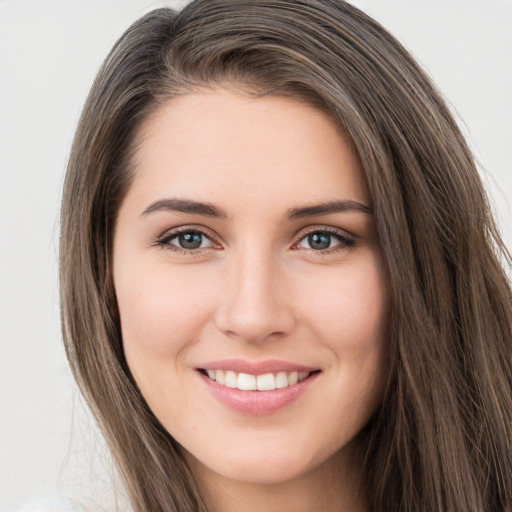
[196,360,321,415]
[197,358,317,375]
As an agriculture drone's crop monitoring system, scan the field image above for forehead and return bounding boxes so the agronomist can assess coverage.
[127,88,369,214]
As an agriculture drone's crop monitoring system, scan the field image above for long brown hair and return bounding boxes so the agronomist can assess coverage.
[60,1,512,510]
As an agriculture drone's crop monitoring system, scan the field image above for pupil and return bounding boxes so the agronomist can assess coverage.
[179,232,202,249]
[309,233,330,250]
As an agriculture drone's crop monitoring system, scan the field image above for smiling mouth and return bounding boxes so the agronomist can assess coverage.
[198,369,321,391]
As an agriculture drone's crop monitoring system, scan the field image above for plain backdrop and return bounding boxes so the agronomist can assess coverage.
[1,1,511,511]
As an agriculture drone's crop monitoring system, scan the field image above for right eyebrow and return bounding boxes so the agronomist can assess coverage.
[140,198,229,218]
[286,200,373,219]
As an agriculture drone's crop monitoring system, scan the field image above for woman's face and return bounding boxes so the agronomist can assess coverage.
[113,88,388,486]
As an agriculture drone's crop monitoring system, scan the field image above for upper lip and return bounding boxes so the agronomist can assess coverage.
[196,358,319,375]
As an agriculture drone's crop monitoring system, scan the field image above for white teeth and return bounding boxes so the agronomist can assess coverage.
[298,371,309,382]
[288,371,298,386]
[215,369,225,385]
[224,370,238,388]
[275,371,289,388]
[256,373,275,391]
[205,369,313,390]
[237,373,257,390]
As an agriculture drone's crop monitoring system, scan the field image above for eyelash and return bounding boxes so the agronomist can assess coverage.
[154,225,356,256]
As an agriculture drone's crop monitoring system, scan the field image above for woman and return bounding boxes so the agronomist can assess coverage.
[60,0,512,511]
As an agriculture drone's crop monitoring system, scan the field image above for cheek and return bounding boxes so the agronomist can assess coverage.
[302,257,388,354]
[115,264,220,422]
[115,265,216,368]
[300,255,389,424]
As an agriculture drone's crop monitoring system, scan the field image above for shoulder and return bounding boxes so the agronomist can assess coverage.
[15,496,87,512]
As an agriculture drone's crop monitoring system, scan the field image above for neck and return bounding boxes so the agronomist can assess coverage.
[187,447,367,512]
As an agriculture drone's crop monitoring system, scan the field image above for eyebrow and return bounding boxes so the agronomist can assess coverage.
[141,198,372,219]
[141,198,229,218]
[286,200,373,219]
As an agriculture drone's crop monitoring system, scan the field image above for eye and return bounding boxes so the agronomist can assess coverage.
[156,227,220,253]
[173,231,207,250]
[295,228,355,252]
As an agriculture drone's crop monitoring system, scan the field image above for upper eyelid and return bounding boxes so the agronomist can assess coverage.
[157,224,219,243]
[294,225,356,240]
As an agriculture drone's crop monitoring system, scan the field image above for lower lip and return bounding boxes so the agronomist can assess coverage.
[198,371,320,415]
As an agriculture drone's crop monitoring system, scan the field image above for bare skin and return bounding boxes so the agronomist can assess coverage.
[189,438,366,512]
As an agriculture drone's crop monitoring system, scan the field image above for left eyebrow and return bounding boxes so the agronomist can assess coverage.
[141,198,229,218]
[286,200,373,220]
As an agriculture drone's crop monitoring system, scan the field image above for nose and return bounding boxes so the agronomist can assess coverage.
[214,247,296,344]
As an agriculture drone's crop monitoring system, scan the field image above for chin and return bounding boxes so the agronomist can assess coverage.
[184,439,342,487]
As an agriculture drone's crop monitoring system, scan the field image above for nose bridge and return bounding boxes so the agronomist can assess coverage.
[215,242,294,343]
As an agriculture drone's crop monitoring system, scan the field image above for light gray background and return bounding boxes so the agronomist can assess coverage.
[1,1,511,511]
